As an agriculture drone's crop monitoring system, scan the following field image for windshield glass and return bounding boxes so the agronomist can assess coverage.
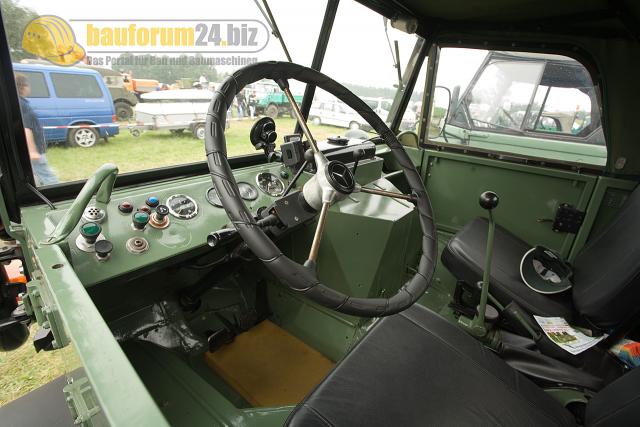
[307,0,424,136]
[3,0,423,187]
[1,0,329,185]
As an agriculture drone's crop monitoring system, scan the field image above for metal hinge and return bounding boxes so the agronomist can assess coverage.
[64,377,101,426]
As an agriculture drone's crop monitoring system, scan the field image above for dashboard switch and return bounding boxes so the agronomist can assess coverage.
[132,211,150,230]
[149,204,170,229]
[118,201,134,214]
[80,222,102,244]
[95,240,113,261]
[146,196,160,207]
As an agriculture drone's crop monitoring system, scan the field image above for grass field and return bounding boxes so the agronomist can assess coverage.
[46,117,344,183]
[0,323,75,406]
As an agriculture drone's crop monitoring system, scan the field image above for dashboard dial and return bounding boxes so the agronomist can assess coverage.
[238,182,259,201]
[256,172,285,197]
[206,187,223,207]
[166,194,198,219]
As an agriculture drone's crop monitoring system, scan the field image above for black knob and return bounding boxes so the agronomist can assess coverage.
[132,211,150,230]
[80,222,102,244]
[303,149,314,162]
[207,228,238,247]
[479,191,499,210]
[95,240,113,259]
[155,204,169,220]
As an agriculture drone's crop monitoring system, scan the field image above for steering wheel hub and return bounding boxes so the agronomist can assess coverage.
[325,161,355,194]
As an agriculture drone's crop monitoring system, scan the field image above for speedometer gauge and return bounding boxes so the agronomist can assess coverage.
[238,182,259,201]
[166,194,198,219]
[256,172,285,197]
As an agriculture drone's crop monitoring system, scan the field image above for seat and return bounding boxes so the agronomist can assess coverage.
[286,304,577,426]
[441,186,640,331]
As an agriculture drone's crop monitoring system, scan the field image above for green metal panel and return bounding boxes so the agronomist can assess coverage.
[423,149,597,257]
[29,244,168,426]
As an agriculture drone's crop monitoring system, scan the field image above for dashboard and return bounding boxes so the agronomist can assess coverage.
[21,153,404,288]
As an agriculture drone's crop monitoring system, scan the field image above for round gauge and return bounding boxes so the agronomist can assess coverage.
[256,172,285,197]
[206,187,223,207]
[238,182,259,201]
[166,194,198,219]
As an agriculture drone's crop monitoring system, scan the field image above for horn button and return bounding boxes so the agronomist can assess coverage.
[325,161,355,194]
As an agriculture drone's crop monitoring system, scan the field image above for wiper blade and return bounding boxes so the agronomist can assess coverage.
[253,0,293,62]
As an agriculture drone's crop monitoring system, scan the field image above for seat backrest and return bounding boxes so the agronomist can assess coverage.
[586,367,640,426]
[573,185,640,330]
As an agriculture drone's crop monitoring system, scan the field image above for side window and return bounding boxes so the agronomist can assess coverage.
[51,73,103,98]
[430,48,607,167]
[18,71,49,98]
[465,61,544,131]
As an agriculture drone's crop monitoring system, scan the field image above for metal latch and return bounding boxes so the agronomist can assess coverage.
[64,377,101,426]
[552,203,585,233]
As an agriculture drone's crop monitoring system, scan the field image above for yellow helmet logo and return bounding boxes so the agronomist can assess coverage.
[22,15,85,66]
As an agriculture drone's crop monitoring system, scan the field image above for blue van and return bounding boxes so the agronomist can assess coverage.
[13,63,119,148]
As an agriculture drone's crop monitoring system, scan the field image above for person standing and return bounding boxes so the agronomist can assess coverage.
[15,73,58,186]
[236,91,246,118]
[248,91,257,119]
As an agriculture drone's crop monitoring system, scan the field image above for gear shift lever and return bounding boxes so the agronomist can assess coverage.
[458,191,499,338]
[476,191,499,327]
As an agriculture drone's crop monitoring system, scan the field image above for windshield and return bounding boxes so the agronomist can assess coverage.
[2,0,422,187]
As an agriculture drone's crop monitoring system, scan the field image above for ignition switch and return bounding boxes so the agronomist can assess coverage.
[149,204,170,229]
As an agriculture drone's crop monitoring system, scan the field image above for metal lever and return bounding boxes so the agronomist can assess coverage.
[476,191,499,328]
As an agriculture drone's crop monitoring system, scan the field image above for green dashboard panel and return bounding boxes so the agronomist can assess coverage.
[20,158,386,288]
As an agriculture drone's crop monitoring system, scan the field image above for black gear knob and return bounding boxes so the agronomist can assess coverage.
[479,191,499,210]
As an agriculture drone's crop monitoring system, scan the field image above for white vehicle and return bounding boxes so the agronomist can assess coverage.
[309,97,417,131]
[309,100,367,130]
[133,89,213,139]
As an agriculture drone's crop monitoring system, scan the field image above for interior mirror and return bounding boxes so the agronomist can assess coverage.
[428,86,452,139]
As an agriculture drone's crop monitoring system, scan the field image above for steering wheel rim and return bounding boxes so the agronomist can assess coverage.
[205,61,437,318]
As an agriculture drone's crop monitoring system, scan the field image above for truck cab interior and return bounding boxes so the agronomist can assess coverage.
[1,1,639,426]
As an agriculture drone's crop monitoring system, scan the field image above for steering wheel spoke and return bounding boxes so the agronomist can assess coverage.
[306,201,331,266]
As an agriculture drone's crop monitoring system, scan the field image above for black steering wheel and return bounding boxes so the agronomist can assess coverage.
[205,61,436,318]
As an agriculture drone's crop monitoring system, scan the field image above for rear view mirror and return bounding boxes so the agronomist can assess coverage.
[428,86,452,139]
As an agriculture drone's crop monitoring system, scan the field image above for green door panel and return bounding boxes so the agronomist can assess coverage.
[423,150,597,257]
[28,245,168,426]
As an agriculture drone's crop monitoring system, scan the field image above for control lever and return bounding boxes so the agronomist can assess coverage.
[352,147,366,176]
[207,215,280,248]
[458,191,499,338]
[476,191,498,328]
[282,149,314,197]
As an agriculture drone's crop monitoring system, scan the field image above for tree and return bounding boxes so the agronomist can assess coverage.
[0,0,38,61]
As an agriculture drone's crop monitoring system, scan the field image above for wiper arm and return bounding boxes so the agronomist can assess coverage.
[253,0,293,62]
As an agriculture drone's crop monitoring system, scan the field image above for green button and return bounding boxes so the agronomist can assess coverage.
[133,212,149,223]
[81,222,101,236]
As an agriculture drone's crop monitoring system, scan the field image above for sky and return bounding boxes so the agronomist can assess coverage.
[15,0,488,95]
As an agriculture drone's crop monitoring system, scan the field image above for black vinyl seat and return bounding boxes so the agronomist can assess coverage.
[286,304,639,426]
[442,186,640,331]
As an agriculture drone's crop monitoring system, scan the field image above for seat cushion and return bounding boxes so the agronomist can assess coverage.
[441,217,575,320]
[286,305,576,427]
